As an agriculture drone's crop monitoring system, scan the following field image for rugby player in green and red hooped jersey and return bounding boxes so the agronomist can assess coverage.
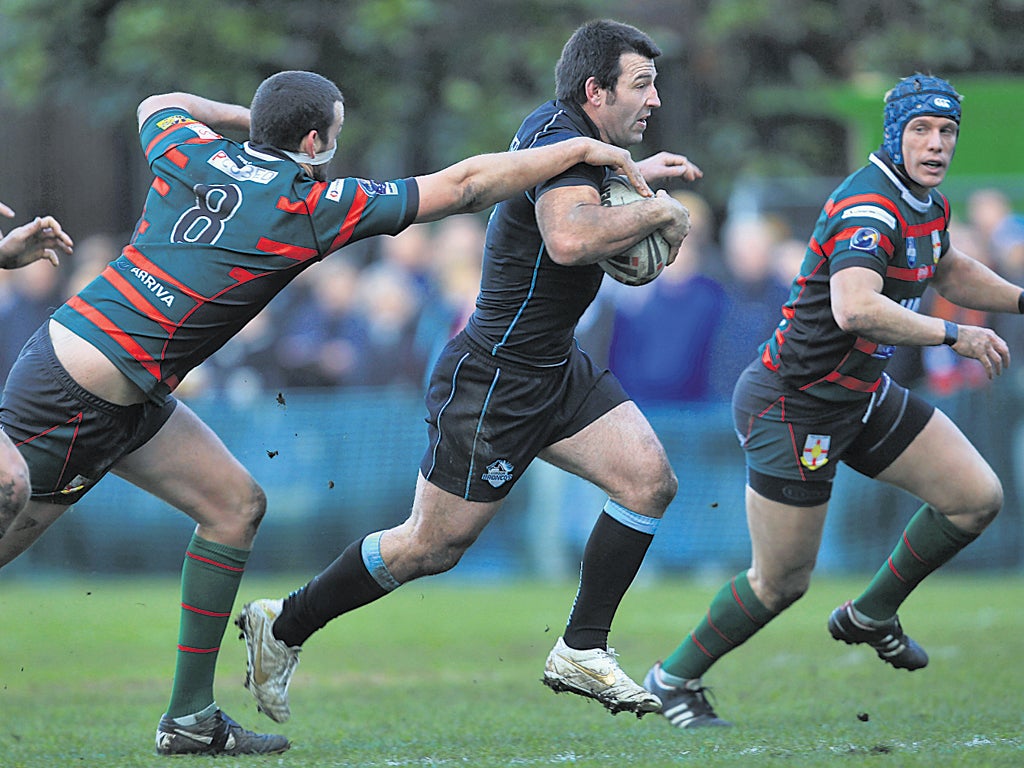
[0,70,652,757]
[642,74,1024,730]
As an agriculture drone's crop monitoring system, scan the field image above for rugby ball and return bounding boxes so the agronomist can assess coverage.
[599,175,671,286]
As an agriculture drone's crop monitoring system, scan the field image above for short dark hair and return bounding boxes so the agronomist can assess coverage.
[555,19,661,104]
[250,70,343,150]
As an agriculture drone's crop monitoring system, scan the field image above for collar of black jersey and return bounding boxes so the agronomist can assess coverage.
[556,99,602,141]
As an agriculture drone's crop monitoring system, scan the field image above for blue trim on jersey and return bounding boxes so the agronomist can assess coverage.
[464,367,502,498]
[361,532,401,591]
[492,246,545,357]
[603,500,661,535]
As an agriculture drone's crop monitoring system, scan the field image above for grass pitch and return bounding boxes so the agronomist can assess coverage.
[0,572,1021,767]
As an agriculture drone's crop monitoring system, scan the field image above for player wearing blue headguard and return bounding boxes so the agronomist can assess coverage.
[642,73,1024,729]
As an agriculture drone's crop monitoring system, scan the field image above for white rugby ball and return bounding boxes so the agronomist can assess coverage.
[599,175,671,286]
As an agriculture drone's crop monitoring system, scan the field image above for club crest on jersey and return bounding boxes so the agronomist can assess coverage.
[482,459,514,488]
[800,434,831,470]
[850,227,880,252]
[931,230,942,263]
[356,179,398,196]
[906,236,917,267]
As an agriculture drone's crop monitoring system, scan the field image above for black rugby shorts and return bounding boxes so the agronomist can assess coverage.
[0,324,177,505]
[420,332,629,502]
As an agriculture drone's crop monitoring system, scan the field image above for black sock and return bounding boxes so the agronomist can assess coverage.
[562,510,655,650]
[273,536,389,647]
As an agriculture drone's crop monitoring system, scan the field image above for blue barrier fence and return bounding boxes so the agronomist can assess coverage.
[7,379,1023,579]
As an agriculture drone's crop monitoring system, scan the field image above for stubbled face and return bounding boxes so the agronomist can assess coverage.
[310,101,345,181]
[592,53,660,148]
[901,115,958,188]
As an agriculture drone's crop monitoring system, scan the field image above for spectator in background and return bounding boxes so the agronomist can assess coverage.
[377,221,437,305]
[608,190,726,403]
[65,233,121,298]
[967,188,1024,364]
[0,256,64,381]
[415,216,486,374]
[707,213,791,399]
[354,260,431,387]
[195,307,291,401]
[921,222,991,395]
[967,188,1024,281]
[277,256,368,389]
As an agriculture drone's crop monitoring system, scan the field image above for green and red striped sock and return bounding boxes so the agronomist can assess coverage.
[165,533,248,720]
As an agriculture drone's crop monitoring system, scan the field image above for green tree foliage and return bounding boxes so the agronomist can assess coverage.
[2,0,1023,205]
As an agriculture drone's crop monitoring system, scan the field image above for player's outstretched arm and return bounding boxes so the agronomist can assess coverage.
[413,136,652,223]
[137,92,251,134]
[0,208,72,269]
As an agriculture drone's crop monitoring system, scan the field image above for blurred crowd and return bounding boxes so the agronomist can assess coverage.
[3,186,1024,405]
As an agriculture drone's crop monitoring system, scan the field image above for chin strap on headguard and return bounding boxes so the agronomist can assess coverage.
[882,74,962,165]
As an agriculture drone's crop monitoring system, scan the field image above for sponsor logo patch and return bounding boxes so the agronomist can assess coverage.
[850,227,881,252]
[841,205,897,230]
[906,236,917,267]
[186,123,220,141]
[207,150,277,184]
[130,266,175,307]
[156,114,194,130]
[325,179,345,203]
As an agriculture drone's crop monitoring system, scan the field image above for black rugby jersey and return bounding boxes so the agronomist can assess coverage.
[463,100,613,367]
[53,107,418,402]
[760,153,951,402]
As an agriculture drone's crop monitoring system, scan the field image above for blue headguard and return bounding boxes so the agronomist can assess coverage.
[882,74,962,165]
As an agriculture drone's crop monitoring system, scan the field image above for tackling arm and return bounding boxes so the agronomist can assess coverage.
[412,137,651,223]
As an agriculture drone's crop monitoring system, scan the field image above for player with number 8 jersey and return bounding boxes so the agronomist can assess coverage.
[53,109,416,404]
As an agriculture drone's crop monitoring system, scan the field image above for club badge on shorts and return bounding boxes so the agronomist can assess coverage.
[482,459,514,488]
[800,434,831,470]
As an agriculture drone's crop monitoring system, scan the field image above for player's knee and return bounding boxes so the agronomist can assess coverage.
[752,569,811,613]
[393,523,477,579]
[938,467,1002,534]
[963,473,1002,533]
[623,456,677,514]
[407,538,472,578]
[0,450,30,536]
[0,462,31,531]
[246,481,269,529]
